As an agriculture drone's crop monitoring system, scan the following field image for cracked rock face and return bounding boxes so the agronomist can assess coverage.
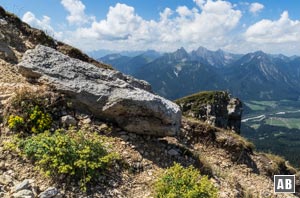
[18,45,181,136]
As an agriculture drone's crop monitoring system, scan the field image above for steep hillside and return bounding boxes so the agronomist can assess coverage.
[0,6,299,198]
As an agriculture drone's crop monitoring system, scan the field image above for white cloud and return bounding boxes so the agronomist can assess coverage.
[176,6,194,17]
[245,11,300,43]
[61,0,90,25]
[22,12,62,39]
[67,1,242,52]
[249,2,264,14]
[240,11,300,55]
[21,1,300,56]
[194,0,206,8]
[175,0,242,46]
[89,3,145,40]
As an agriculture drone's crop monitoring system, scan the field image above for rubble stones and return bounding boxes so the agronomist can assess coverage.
[38,187,58,198]
[13,189,34,198]
[60,115,77,127]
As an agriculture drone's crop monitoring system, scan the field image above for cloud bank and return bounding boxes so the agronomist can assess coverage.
[21,0,300,56]
[68,0,242,52]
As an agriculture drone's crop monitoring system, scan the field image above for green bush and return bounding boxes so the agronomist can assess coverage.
[28,106,52,133]
[8,105,52,133]
[8,115,25,131]
[154,163,218,198]
[5,88,60,133]
[16,129,119,191]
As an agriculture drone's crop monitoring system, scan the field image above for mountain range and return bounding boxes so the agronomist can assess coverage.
[99,47,300,101]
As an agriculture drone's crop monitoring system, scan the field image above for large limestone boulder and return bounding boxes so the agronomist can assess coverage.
[18,45,181,136]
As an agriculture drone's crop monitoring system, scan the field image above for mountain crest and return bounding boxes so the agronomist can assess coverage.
[172,47,189,60]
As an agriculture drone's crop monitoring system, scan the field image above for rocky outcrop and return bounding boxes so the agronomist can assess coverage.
[227,98,243,133]
[175,91,242,133]
[18,45,181,136]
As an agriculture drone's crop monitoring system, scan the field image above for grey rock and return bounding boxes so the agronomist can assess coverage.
[6,170,14,176]
[54,193,64,198]
[120,135,129,141]
[81,117,91,125]
[118,131,128,135]
[13,189,34,198]
[0,174,13,185]
[38,187,58,198]
[168,149,179,156]
[128,133,137,139]
[18,45,181,136]
[60,115,77,127]
[13,179,32,192]
[0,41,18,63]
[0,19,8,25]
[0,161,5,169]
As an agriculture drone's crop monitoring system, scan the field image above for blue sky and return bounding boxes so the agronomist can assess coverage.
[1,0,300,55]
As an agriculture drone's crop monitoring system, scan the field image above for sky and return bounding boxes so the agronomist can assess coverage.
[1,0,300,56]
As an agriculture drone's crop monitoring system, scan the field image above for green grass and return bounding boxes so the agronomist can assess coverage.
[244,102,266,111]
[244,100,277,111]
[265,117,300,129]
[273,132,285,137]
[244,100,300,116]
[251,100,277,107]
[175,91,230,117]
[175,90,229,105]
[250,124,260,129]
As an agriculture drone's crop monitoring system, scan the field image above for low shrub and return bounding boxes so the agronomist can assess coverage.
[8,115,25,131]
[7,105,52,133]
[28,105,52,133]
[4,88,63,133]
[154,163,218,198]
[11,129,119,191]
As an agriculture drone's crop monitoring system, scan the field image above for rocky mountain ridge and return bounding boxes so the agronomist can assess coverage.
[100,46,300,100]
[0,6,299,198]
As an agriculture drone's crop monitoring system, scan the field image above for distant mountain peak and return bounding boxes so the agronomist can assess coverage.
[253,50,267,56]
[176,47,188,53]
[195,46,211,54]
[190,46,240,67]
[171,47,189,60]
